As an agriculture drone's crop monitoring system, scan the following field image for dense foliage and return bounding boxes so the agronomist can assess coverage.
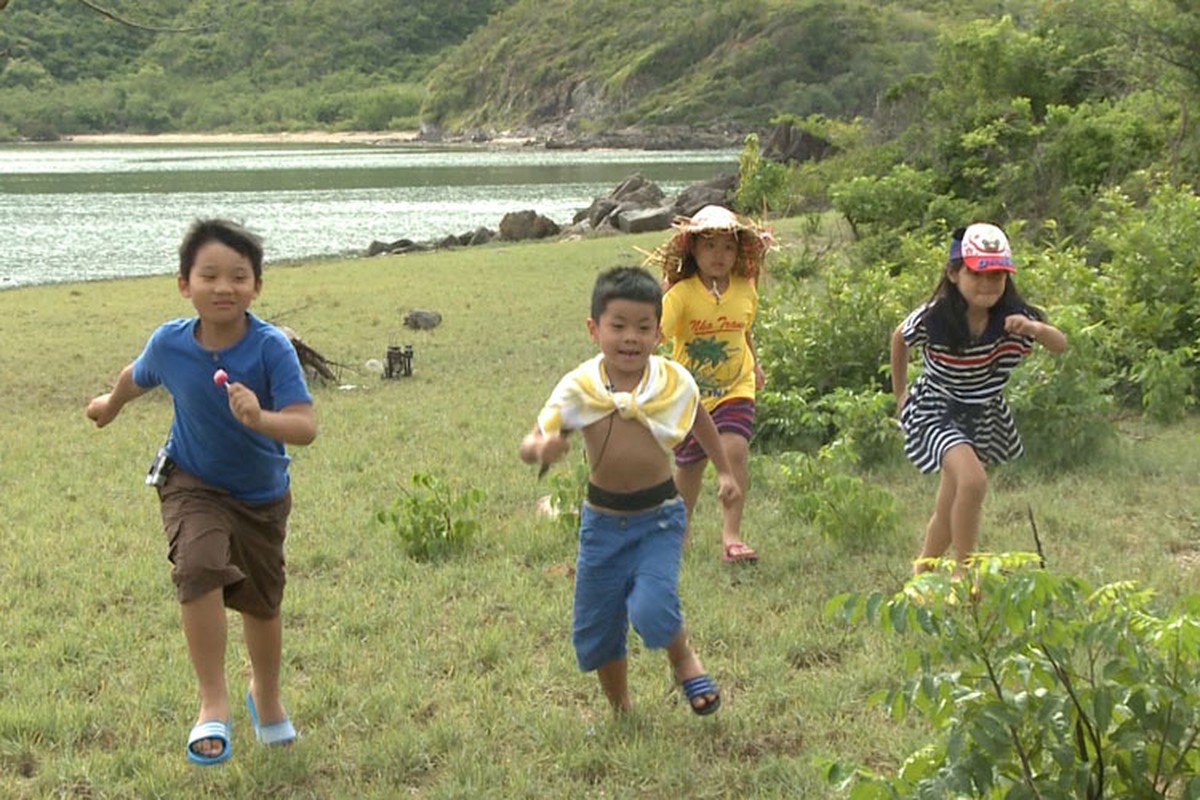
[0,0,513,137]
[827,556,1200,797]
[1,0,1058,138]
[421,0,1040,130]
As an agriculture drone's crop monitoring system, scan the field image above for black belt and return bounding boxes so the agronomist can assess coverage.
[587,478,678,512]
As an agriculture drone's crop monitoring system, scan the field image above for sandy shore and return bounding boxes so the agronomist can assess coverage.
[65,131,419,145]
[62,130,538,146]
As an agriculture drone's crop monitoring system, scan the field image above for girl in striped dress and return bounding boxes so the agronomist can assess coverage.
[890,223,1068,576]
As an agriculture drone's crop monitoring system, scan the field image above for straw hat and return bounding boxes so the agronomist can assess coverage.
[644,205,773,287]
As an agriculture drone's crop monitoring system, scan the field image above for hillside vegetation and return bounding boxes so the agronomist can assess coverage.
[0,0,514,137]
[421,0,1020,131]
[0,0,1040,139]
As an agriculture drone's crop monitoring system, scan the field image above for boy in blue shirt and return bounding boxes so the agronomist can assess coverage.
[521,266,738,715]
[86,219,317,765]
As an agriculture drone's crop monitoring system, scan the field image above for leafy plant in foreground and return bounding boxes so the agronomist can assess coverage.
[543,456,589,536]
[824,554,1200,798]
[376,472,484,561]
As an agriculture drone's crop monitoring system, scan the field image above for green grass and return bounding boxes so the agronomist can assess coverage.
[1,222,1199,798]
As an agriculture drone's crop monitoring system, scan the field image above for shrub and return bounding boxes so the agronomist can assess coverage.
[735,132,792,215]
[376,472,484,561]
[753,387,828,454]
[825,554,1200,798]
[819,388,903,470]
[1132,346,1196,424]
[1007,304,1118,471]
[757,257,914,396]
[542,457,589,536]
[775,450,900,552]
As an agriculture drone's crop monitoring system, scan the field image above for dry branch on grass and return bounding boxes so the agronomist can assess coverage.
[273,323,346,383]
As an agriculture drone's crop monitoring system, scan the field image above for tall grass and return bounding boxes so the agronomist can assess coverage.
[1,224,1198,798]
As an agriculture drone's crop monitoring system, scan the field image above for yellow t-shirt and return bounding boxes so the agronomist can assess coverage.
[661,275,758,411]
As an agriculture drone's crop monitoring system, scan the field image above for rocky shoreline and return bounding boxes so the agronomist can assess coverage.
[59,123,747,151]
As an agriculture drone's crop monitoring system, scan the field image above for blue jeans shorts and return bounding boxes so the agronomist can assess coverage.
[572,496,687,671]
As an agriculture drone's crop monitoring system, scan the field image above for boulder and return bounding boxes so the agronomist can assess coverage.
[672,173,738,218]
[403,309,443,330]
[761,121,839,164]
[610,173,665,206]
[466,227,495,246]
[499,210,561,241]
[616,206,673,234]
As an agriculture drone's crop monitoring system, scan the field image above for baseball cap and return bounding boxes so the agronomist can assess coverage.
[957,223,1014,272]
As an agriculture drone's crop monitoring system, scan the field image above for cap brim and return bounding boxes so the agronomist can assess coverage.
[963,258,1014,273]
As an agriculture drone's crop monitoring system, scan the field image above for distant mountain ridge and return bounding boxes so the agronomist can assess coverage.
[0,0,1034,139]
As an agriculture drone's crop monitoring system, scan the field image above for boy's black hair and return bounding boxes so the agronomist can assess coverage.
[921,226,1044,351]
[590,266,662,321]
[178,219,264,280]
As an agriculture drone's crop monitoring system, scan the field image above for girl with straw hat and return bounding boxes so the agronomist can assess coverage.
[648,205,772,563]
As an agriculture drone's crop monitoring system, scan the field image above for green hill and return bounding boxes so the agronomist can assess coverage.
[0,0,1042,139]
[0,0,514,137]
[422,0,950,131]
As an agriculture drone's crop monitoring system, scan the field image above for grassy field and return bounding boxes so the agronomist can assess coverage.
[1,222,1198,799]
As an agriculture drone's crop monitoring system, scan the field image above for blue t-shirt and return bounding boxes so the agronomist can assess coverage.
[132,313,313,502]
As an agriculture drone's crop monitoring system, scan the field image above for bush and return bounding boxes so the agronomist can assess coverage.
[775,450,900,552]
[826,554,1200,797]
[542,457,589,536]
[735,132,792,215]
[753,388,828,454]
[376,472,484,561]
[1007,305,1118,471]
[757,257,915,396]
[819,388,903,470]
[1132,346,1196,424]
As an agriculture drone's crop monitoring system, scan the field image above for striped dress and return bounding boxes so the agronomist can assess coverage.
[899,301,1036,473]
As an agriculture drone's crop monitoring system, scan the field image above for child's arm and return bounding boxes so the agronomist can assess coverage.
[889,324,909,412]
[86,363,152,428]
[1004,315,1068,353]
[225,384,317,445]
[519,426,571,468]
[688,405,742,507]
[746,329,765,390]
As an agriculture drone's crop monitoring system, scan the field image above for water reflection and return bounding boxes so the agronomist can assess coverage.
[0,144,736,288]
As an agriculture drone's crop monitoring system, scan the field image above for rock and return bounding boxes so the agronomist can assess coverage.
[761,120,839,164]
[465,227,495,246]
[391,241,430,255]
[616,206,673,234]
[499,210,561,241]
[672,173,738,218]
[403,309,443,330]
[610,173,664,205]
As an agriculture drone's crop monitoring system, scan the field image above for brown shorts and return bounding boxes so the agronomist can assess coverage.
[157,468,291,618]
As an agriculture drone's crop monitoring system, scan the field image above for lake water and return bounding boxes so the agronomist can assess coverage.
[0,143,737,289]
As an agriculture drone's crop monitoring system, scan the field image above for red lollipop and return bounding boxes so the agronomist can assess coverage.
[213,368,229,387]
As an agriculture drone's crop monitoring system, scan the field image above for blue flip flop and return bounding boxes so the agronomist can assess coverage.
[186,718,232,765]
[681,674,722,716]
[246,690,297,746]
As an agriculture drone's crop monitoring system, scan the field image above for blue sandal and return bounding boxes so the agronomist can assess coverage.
[246,690,297,746]
[186,719,232,765]
[681,674,721,716]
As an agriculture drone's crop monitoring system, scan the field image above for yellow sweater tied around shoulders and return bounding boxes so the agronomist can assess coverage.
[537,354,699,451]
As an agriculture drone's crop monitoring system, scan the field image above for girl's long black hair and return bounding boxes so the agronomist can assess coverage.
[920,226,1045,352]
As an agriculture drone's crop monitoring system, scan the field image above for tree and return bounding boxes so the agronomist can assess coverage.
[0,0,204,31]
